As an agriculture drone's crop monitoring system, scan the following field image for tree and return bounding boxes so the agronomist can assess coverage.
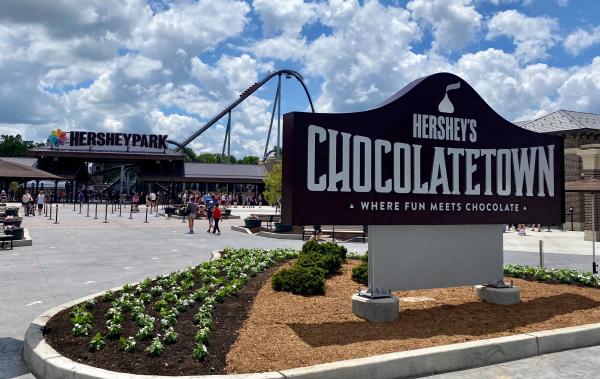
[0,134,39,157]
[263,162,282,206]
[239,155,259,165]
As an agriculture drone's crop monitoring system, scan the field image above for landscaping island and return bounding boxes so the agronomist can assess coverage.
[41,245,600,376]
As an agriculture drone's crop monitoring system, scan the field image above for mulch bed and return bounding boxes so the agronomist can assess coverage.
[226,261,600,373]
[44,259,600,376]
[44,264,282,376]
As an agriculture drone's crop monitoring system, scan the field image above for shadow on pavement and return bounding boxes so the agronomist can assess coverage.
[0,337,30,379]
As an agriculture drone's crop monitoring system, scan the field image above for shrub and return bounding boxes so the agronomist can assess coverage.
[302,240,347,261]
[102,290,115,302]
[351,261,368,285]
[272,266,326,296]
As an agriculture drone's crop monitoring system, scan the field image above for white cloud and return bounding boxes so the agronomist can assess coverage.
[252,0,319,36]
[407,0,482,52]
[564,26,600,56]
[487,10,559,62]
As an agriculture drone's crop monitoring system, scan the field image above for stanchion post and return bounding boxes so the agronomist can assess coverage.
[119,203,122,217]
[44,203,48,217]
[94,203,98,220]
[54,204,59,224]
[103,204,109,223]
[129,204,133,219]
[49,202,53,220]
[155,204,159,217]
[79,202,82,214]
[86,201,90,217]
[73,202,75,211]
[111,203,114,214]
[144,207,149,223]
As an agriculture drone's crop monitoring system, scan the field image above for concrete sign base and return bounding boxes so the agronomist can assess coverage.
[368,225,504,292]
[474,285,521,305]
[352,294,399,322]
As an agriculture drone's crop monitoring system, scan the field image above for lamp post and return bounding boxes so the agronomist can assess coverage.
[569,207,574,231]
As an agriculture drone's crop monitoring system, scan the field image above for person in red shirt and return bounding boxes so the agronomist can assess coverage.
[212,205,221,235]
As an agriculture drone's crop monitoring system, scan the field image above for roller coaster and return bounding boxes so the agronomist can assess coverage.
[168,69,315,161]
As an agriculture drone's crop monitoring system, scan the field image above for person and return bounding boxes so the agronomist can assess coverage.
[258,193,262,208]
[212,204,221,235]
[186,196,197,234]
[36,191,45,215]
[206,199,214,233]
[309,225,322,241]
[150,192,157,209]
[132,192,140,212]
[22,191,31,216]
[0,190,7,203]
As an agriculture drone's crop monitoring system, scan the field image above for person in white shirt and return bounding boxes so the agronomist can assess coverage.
[36,191,45,215]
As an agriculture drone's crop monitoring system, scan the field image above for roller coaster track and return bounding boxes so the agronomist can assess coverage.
[169,69,315,161]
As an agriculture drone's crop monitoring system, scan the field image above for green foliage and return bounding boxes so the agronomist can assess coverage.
[0,134,40,157]
[89,333,105,352]
[102,290,115,302]
[272,241,348,296]
[263,162,282,206]
[145,337,164,357]
[67,248,298,360]
[118,336,136,352]
[191,343,208,361]
[272,266,326,296]
[504,265,600,287]
[162,327,178,344]
[351,261,368,285]
[238,155,259,164]
[72,323,92,336]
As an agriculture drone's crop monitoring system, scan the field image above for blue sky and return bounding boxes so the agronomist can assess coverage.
[0,0,599,158]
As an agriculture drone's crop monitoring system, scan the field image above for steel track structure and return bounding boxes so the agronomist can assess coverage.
[168,69,315,161]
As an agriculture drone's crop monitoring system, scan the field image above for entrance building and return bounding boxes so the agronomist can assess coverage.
[517,110,600,240]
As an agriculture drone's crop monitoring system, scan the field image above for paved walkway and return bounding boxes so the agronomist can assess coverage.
[0,204,598,378]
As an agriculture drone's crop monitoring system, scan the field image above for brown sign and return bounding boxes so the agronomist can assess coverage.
[281,73,564,225]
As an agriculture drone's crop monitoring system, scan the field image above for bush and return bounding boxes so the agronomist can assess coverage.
[302,240,347,261]
[272,266,326,296]
[351,262,368,285]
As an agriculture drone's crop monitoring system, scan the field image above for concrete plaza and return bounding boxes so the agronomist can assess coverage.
[1,203,598,378]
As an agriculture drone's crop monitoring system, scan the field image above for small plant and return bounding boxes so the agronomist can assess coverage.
[163,327,178,344]
[118,336,136,352]
[89,332,105,352]
[136,324,154,340]
[195,327,210,343]
[145,337,164,357]
[83,299,96,310]
[106,319,122,338]
[72,323,92,336]
[102,290,115,302]
[191,343,208,361]
[154,299,168,311]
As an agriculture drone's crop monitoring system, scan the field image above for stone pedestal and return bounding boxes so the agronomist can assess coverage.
[474,285,520,305]
[352,294,399,322]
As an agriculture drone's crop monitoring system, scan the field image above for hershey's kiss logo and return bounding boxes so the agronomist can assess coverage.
[438,82,461,114]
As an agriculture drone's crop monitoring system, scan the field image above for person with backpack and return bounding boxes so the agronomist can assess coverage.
[212,204,221,235]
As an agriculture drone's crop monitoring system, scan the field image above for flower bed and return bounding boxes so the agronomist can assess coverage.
[44,248,297,376]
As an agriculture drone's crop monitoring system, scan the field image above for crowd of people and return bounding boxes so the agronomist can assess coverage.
[179,191,225,235]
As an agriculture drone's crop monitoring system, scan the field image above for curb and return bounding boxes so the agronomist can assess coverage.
[255,231,303,240]
[23,291,600,379]
[231,225,253,234]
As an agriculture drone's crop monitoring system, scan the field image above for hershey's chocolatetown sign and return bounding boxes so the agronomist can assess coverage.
[282,73,564,225]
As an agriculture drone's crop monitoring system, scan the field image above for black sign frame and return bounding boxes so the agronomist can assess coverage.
[282,72,564,226]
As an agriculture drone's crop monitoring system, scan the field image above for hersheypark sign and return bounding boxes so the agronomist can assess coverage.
[281,72,564,225]
[48,129,169,152]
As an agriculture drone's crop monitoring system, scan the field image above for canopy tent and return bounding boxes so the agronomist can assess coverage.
[0,158,63,180]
